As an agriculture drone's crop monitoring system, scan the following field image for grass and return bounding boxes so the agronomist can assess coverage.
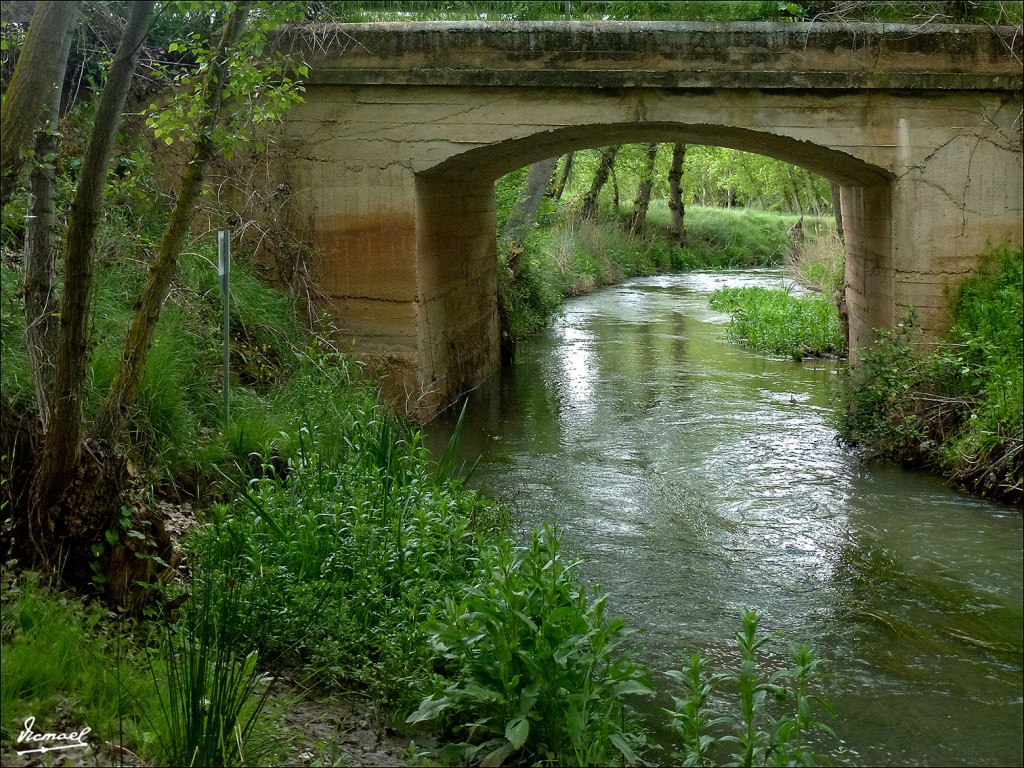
[708,286,846,359]
[1,242,341,500]
[145,576,278,767]
[0,572,150,759]
[648,203,825,270]
[786,231,846,296]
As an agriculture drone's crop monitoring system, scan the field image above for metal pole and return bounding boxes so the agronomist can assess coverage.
[218,229,231,422]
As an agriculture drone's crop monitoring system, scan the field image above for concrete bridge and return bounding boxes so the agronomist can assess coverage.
[275,21,1023,418]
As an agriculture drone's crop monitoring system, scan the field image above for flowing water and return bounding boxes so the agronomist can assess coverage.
[427,270,1023,766]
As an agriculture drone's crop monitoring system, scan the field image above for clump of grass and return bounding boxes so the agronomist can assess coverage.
[841,245,1023,504]
[709,286,846,359]
[146,574,278,768]
[786,231,845,296]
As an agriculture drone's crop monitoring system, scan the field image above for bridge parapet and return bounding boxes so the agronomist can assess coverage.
[280,21,1022,91]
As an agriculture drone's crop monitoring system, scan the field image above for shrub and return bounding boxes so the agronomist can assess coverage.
[841,245,1023,504]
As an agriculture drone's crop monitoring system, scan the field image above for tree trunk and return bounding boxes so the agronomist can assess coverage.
[501,155,559,253]
[829,180,845,242]
[28,1,155,564]
[0,1,79,210]
[629,142,659,236]
[551,152,574,200]
[581,145,619,220]
[23,26,76,429]
[94,2,252,444]
[667,142,686,246]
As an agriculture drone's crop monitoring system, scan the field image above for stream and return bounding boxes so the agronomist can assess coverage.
[426,270,1023,766]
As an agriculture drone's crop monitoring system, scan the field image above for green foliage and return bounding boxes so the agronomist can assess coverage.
[146,1,308,156]
[841,245,1023,504]
[187,401,504,700]
[676,147,832,215]
[408,526,652,767]
[0,260,32,410]
[665,609,837,767]
[146,574,276,767]
[709,286,846,359]
[2,223,343,495]
[321,0,1016,22]
[666,205,815,270]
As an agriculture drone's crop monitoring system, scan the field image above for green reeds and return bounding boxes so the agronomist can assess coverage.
[146,575,276,767]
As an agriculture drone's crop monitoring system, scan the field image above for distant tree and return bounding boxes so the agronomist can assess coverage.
[581,145,620,220]
[551,152,575,200]
[503,156,559,247]
[629,142,659,235]
[829,180,844,241]
[667,143,687,245]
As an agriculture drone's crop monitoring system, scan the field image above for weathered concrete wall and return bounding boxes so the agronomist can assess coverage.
[277,21,1023,418]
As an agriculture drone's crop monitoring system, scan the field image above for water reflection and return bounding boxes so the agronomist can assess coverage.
[428,271,1023,766]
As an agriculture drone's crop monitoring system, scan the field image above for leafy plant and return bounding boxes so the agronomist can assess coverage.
[187,402,503,701]
[408,525,652,767]
[665,609,837,767]
[841,245,1023,503]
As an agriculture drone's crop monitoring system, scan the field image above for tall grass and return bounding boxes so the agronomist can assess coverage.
[0,573,151,755]
[146,576,277,767]
[0,241,347,499]
[647,202,823,270]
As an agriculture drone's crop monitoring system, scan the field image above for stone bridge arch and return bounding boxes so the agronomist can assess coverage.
[416,123,894,406]
[276,21,1023,417]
